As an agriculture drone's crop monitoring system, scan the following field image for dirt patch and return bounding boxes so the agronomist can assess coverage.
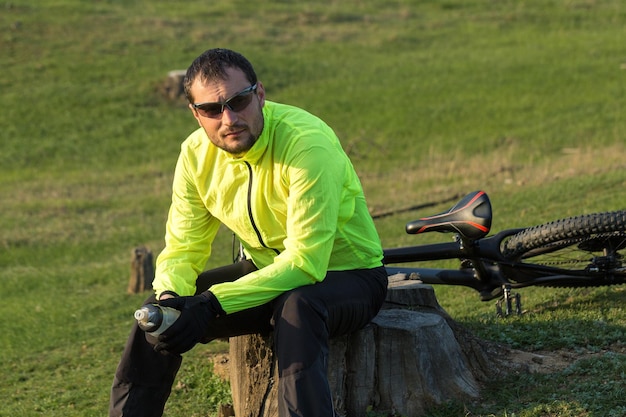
[210,353,231,382]
[504,344,626,374]
[506,348,585,374]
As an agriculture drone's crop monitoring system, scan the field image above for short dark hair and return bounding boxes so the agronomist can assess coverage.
[183,48,258,103]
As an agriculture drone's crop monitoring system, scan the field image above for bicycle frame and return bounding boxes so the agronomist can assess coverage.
[384,228,522,301]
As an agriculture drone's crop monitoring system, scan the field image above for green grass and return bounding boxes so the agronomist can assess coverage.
[1,0,625,416]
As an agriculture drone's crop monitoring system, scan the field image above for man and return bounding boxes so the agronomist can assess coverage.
[110,48,387,417]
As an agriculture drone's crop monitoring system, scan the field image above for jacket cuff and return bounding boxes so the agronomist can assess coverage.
[157,290,179,300]
[201,290,227,317]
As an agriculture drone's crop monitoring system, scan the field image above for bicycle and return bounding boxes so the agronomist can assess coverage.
[382,190,626,316]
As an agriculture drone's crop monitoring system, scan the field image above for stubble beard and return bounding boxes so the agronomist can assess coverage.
[221,113,264,157]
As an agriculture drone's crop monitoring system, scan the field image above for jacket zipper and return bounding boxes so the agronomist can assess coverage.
[244,161,280,255]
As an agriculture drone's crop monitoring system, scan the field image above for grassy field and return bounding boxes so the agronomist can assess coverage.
[1,0,625,416]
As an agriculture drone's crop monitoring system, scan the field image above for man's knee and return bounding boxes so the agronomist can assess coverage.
[272,288,328,329]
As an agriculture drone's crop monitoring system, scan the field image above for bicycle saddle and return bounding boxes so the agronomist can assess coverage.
[405,190,492,239]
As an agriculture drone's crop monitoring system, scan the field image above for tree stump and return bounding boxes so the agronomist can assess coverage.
[159,69,187,104]
[228,276,503,417]
[229,334,279,417]
[127,246,154,294]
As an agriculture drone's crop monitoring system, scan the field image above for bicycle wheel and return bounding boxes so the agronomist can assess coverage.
[502,211,626,282]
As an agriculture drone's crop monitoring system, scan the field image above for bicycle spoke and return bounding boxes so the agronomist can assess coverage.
[519,232,626,274]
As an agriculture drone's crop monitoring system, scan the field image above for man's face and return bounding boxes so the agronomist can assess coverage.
[188,67,265,157]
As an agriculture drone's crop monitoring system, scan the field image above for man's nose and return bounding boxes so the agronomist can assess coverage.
[221,107,239,124]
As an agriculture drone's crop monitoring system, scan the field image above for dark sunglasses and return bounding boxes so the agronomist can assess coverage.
[192,84,258,118]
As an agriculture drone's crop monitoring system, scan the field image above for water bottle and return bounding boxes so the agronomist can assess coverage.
[134,303,181,337]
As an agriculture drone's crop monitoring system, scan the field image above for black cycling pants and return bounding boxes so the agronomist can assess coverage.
[109,261,388,417]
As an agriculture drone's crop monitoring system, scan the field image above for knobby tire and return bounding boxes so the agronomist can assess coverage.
[502,210,626,279]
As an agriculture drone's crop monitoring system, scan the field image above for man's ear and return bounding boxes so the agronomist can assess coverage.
[256,81,266,107]
[189,104,202,126]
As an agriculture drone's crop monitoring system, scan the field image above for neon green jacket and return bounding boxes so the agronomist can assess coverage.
[153,101,383,314]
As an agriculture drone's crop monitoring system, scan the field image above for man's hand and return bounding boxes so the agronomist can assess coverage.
[154,291,225,355]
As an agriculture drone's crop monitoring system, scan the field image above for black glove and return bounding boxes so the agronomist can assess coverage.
[154,291,225,355]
